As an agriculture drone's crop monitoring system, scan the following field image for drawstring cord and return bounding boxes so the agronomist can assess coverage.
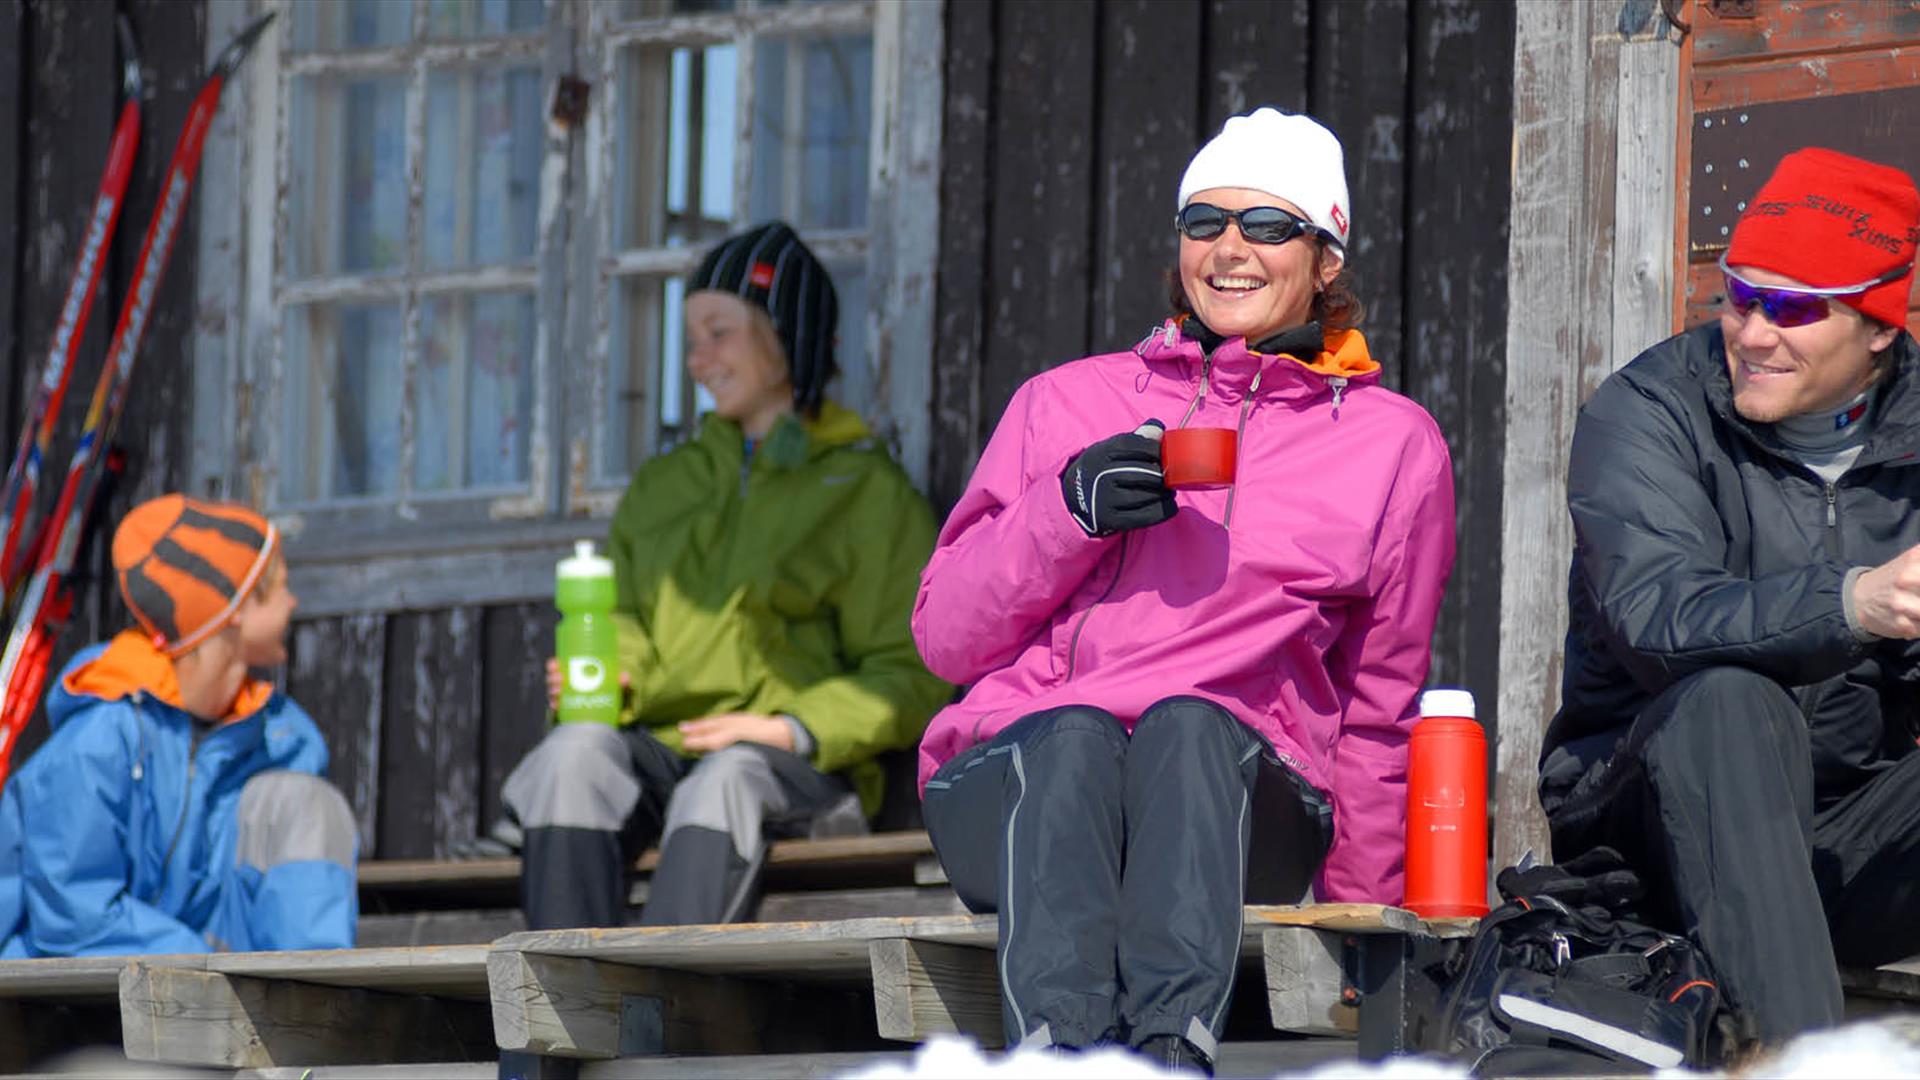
[1222,370,1261,528]
[1178,354,1212,429]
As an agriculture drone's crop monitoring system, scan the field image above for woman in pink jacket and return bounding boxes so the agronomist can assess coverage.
[913,108,1457,1072]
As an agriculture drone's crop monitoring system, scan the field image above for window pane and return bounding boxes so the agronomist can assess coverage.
[425,66,544,269]
[289,74,409,278]
[418,293,537,492]
[290,0,412,52]
[604,276,692,479]
[749,33,870,230]
[425,0,544,39]
[616,45,737,253]
[619,0,735,17]
[282,303,404,503]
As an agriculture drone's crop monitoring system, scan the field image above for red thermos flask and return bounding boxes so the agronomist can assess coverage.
[1404,689,1489,918]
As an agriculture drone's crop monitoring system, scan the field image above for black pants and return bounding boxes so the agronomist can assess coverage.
[1544,666,1920,1043]
[920,696,1332,1058]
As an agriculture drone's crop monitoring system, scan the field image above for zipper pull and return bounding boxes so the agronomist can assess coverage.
[1825,483,1837,527]
[1329,376,1348,416]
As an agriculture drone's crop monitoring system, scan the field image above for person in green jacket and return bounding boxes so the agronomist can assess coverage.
[494,222,952,930]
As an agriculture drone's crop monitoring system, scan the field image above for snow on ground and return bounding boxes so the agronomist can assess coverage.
[843,1036,1470,1079]
[848,1021,1920,1079]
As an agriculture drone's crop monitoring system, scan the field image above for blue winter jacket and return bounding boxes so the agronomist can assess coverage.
[0,636,357,956]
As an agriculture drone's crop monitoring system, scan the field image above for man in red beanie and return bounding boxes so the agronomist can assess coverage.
[1539,146,1920,1046]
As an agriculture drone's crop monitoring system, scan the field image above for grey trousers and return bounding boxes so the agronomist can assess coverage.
[234,770,357,871]
[500,723,864,929]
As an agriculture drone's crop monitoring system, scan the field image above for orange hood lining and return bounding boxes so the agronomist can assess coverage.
[1265,327,1380,379]
[63,629,275,724]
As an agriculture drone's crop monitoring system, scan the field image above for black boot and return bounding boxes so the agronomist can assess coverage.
[1133,1034,1214,1076]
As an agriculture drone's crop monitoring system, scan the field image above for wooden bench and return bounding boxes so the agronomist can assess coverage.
[0,945,496,1071]
[483,902,1477,1062]
[356,831,960,947]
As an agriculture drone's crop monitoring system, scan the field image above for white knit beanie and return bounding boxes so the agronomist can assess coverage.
[1176,107,1351,253]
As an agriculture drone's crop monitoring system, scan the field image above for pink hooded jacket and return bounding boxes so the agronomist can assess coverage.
[912,320,1456,903]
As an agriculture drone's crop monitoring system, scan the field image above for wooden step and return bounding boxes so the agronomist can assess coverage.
[358,831,942,911]
[484,902,1453,1060]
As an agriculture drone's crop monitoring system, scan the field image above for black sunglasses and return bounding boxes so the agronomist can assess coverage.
[1175,203,1331,246]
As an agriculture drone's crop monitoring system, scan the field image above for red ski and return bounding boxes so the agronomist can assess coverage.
[0,16,142,595]
[0,13,276,790]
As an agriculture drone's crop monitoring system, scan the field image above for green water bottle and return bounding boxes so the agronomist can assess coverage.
[555,540,621,726]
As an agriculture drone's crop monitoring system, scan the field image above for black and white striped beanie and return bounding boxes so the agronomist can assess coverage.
[689,221,838,416]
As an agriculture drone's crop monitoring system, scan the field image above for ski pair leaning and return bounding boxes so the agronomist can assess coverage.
[0,13,277,791]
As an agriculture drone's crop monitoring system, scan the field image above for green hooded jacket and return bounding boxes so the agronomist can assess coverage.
[608,401,952,815]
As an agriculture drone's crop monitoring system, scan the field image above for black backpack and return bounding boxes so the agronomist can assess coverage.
[1430,848,1738,1076]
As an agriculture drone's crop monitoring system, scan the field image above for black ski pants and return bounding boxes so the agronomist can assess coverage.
[920,696,1332,1058]
[1545,666,1920,1044]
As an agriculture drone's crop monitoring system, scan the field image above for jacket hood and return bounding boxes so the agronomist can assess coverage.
[1136,318,1381,406]
[51,629,276,730]
[698,399,874,469]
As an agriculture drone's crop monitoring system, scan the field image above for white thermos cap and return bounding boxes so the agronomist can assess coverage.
[1419,688,1476,720]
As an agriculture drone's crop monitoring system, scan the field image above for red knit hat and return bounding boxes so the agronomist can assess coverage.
[1726,147,1920,327]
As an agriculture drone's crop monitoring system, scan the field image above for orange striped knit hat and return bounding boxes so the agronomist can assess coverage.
[112,495,279,656]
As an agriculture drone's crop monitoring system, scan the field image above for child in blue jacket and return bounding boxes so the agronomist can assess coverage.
[0,495,356,956]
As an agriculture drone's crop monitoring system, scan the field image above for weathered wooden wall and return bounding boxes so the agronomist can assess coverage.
[933,0,1517,738]
[3,0,207,761]
[4,0,1520,860]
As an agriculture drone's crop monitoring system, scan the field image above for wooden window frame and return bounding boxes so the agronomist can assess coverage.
[190,0,943,617]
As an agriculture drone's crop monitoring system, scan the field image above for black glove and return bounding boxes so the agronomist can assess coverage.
[1060,420,1177,537]
[1495,846,1644,912]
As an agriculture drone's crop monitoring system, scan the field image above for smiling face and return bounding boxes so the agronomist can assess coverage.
[685,290,795,439]
[1178,187,1341,344]
[1720,264,1901,423]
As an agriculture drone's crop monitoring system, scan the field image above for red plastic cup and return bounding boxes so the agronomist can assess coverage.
[1404,689,1489,919]
[1161,427,1237,488]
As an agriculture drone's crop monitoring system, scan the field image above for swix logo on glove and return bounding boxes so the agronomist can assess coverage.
[1060,420,1177,537]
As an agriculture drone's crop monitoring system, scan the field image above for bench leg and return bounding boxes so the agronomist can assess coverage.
[1350,933,1458,1059]
[868,938,1003,1047]
[118,963,494,1068]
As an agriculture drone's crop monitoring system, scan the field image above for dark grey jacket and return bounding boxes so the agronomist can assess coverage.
[1541,322,1920,811]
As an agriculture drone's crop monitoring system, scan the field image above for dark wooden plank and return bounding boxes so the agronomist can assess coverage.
[289,614,387,858]
[928,0,995,513]
[16,0,115,764]
[977,0,1098,441]
[1089,0,1202,354]
[1308,0,1410,390]
[381,607,483,859]
[1202,0,1311,132]
[0,0,24,463]
[106,0,204,515]
[1403,0,1513,740]
[1687,87,1920,256]
[78,1,206,654]
[481,601,554,831]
